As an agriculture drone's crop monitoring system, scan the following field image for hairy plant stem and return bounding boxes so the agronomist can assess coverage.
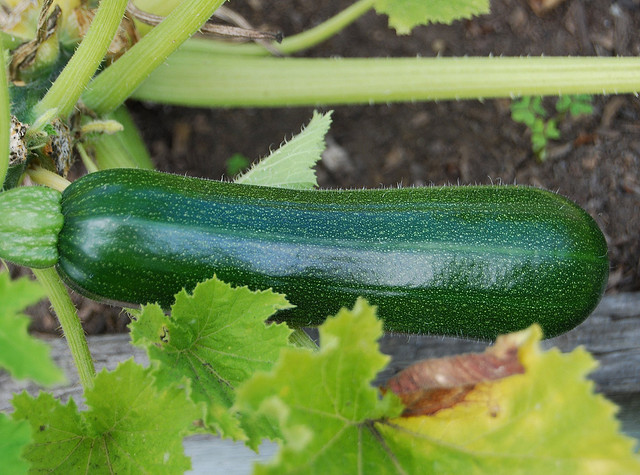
[133,55,640,107]
[0,39,9,187]
[34,0,129,118]
[83,0,226,115]
[32,268,96,391]
[183,0,376,56]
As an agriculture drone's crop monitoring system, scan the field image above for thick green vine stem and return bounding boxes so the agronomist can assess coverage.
[134,55,640,107]
[83,0,226,115]
[32,267,96,390]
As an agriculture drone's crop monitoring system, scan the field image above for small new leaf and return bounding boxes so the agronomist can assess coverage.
[236,110,332,190]
[374,0,490,34]
[12,360,200,474]
[0,271,64,385]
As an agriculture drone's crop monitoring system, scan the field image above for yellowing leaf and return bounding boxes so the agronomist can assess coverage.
[239,301,639,474]
[379,326,640,473]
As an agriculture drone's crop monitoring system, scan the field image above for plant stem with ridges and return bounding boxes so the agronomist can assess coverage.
[34,0,129,118]
[82,0,226,115]
[32,268,96,391]
[133,55,640,107]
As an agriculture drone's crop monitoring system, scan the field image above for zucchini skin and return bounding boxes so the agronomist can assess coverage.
[57,168,608,339]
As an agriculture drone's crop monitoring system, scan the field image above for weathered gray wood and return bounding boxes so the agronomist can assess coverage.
[376,292,640,394]
[185,435,277,475]
[1,293,638,474]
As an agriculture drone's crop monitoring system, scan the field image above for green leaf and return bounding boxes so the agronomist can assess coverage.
[128,303,168,347]
[236,298,404,473]
[239,312,639,473]
[12,359,200,474]
[510,96,545,127]
[531,117,546,135]
[0,412,31,474]
[374,0,490,34]
[555,95,573,114]
[545,118,561,140]
[236,111,332,190]
[569,95,594,117]
[556,95,593,117]
[510,107,535,126]
[130,276,293,444]
[531,96,547,116]
[226,153,251,177]
[0,271,64,385]
[379,326,640,473]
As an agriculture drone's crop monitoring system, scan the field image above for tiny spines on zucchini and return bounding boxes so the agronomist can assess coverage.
[52,168,609,339]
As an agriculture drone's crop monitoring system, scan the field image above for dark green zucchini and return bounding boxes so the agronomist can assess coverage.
[56,168,608,339]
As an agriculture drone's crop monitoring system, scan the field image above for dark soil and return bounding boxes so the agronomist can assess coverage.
[26,0,640,334]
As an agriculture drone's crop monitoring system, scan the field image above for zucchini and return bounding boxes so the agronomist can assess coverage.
[0,185,63,268]
[54,168,608,339]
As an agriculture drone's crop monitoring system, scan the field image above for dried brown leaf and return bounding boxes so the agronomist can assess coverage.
[384,332,526,416]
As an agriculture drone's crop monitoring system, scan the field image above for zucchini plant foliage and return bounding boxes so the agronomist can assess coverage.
[0,0,637,473]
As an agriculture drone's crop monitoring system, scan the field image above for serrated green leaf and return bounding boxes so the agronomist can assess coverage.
[0,271,64,385]
[128,303,169,346]
[236,298,404,474]
[130,276,293,444]
[511,108,536,126]
[12,359,199,474]
[0,412,31,474]
[374,0,490,34]
[377,326,640,473]
[236,111,332,190]
[226,152,251,177]
[239,314,639,473]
